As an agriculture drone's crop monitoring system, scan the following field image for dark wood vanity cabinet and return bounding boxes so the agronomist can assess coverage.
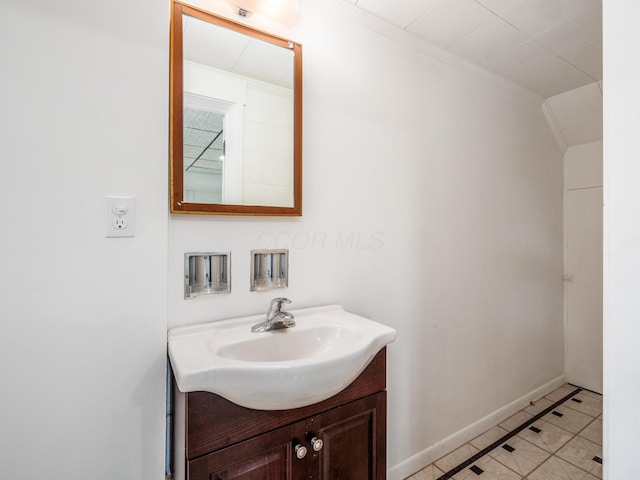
[310,392,386,479]
[184,348,388,480]
[189,422,306,479]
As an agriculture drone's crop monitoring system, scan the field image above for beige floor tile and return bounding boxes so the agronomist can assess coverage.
[406,464,444,480]
[434,443,479,473]
[487,436,550,476]
[517,419,574,453]
[579,389,603,400]
[410,385,604,480]
[451,456,523,480]
[541,405,593,434]
[498,411,533,431]
[470,425,509,450]
[556,436,603,478]
[579,418,603,445]
[564,392,603,417]
[545,385,578,402]
[524,397,554,416]
[528,455,599,480]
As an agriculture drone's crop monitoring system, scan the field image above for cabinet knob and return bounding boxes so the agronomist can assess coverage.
[310,436,324,452]
[294,444,307,459]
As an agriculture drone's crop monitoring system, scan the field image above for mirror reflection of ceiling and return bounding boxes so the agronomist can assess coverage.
[184,107,224,174]
[351,0,602,98]
[183,14,294,89]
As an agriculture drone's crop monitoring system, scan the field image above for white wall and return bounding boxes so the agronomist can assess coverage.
[602,2,640,479]
[169,1,564,477]
[564,141,603,191]
[0,0,168,479]
[0,0,571,478]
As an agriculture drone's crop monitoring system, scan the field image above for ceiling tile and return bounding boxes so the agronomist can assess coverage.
[448,16,529,65]
[534,7,601,56]
[406,0,494,48]
[546,82,602,145]
[473,0,530,17]
[504,0,600,39]
[561,40,602,80]
[356,0,602,98]
[185,12,294,89]
[355,0,443,28]
[184,15,250,71]
[482,39,549,69]
[234,38,294,86]
[483,40,594,96]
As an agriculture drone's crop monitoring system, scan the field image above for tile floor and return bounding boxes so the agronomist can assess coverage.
[407,384,603,480]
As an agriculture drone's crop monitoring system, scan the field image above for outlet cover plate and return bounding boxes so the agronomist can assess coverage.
[105,196,135,238]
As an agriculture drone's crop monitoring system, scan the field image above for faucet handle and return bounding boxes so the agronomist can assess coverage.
[270,297,291,309]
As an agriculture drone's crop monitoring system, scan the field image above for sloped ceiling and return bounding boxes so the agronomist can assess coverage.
[543,81,603,152]
[350,0,602,98]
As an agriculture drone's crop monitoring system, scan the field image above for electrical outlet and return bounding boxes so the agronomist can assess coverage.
[113,217,128,229]
[105,196,135,238]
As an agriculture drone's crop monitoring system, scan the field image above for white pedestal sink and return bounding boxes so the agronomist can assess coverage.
[168,305,396,410]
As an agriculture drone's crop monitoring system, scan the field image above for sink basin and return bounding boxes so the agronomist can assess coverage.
[168,305,396,410]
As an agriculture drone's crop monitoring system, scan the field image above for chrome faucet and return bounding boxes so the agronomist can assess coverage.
[251,297,296,333]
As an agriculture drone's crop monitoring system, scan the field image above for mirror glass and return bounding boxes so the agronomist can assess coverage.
[170,1,302,215]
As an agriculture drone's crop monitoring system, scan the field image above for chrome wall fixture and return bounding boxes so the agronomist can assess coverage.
[184,252,230,298]
[250,249,288,291]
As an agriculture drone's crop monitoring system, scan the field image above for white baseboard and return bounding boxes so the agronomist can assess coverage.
[387,375,566,480]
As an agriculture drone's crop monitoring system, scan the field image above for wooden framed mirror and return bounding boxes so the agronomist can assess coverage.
[170,1,302,215]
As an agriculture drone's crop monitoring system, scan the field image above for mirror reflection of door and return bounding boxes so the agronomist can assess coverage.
[183,104,225,203]
[181,12,295,208]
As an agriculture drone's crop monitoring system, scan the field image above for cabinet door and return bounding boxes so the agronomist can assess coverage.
[311,392,386,480]
[188,421,307,480]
